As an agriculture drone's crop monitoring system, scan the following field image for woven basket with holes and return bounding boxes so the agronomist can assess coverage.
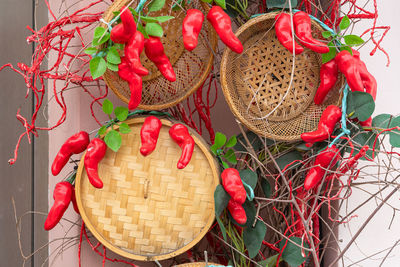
[75,117,220,261]
[220,12,344,142]
[174,262,222,267]
[102,0,217,110]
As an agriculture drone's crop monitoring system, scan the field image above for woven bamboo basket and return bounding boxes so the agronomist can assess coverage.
[220,12,344,142]
[75,117,220,261]
[174,262,222,267]
[102,0,217,110]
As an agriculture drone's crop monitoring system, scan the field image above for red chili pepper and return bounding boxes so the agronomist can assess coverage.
[51,131,90,176]
[293,11,329,54]
[71,186,80,214]
[84,138,107,189]
[335,50,364,92]
[304,145,340,190]
[118,56,142,110]
[314,59,338,105]
[359,117,372,127]
[125,31,148,76]
[182,9,204,51]
[227,199,247,225]
[140,116,162,156]
[274,13,304,55]
[44,181,73,230]
[352,50,377,100]
[144,36,176,82]
[301,105,342,146]
[221,168,246,204]
[207,6,243,54]
[328,145,368,181]
[169,124,195,169]
[110,6,136,44]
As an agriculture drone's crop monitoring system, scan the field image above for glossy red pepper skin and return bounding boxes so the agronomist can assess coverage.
[293,11,329,54]
[301,105,342,146]
[144,36,176,82]
[118,56,142,110]
[125,31,148,76]
[44,181,73,230]
[335,50,364,92]
[71,186,80,214]
[304,145,340,190]
[182,9,204,51]
[51,131,90,176]
[84,138,107,188]
[221,168,246,205]
[314,59,338,105]
[110,6,136,44]
[227,199,247,225]
[140,116,162,156]
[352,49,377,100]
[207,6,243,54]
[274,13,304,55]
[169,124,195,169]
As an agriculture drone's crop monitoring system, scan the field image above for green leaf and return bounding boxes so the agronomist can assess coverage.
[145,22,164,37]
[106,46,121,64]
[226,135,237,148]
[372,114,392,128]
[223,149,237,164]
[266,0,298,8]
[214,185,230,216]
[98,125,107,136]
[275,151,302,170]
[344,35,364,47]
[153,15,174,23]
[339,15,350,31]
[243,220,267,258]
[107,61,119,72]
[148,0,166,12]
[279,236,309,267]
[137,23,149,39]
[102,99,113,115]
[210,144,218,155]
[321,46,337,64]
[114,43,124,51]
[221,160,229,169]
[340,45,352,54]
[215,0,226,9]
[261,179,272,198]
[346,130,379,160]
[242,200,256,227]
[216,216,227,240]
[389,116,400,147]
[114,106,129,121]
[104,130,122,152]
[92,27,110,46]
[119,122,131,134]
[84,47,98,55]
[258,254,280,267]
[322,31,333,38]
[201,0,213,3]
[214,132,227,149]
[346,91,375,122]
[90,57,107,79]
[240,169,257,189]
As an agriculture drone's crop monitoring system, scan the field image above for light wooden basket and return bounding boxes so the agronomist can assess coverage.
[220,12,344,142]
[102,0,217,110]
[75,117,220,261]
[174,262,222,267]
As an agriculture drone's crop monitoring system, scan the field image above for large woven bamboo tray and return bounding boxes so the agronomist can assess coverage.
[75,117,220,261]
[174,262,222,267]
[102,0,217,110]
[220,12,344,142]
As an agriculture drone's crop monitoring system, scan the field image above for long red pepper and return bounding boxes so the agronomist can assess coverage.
[144,36,176,82]
[71,186,80,214]
[182,9,204,51]
[221,168,247,204]
[275,13,304,55]
[169,124,195,169]
[125,31,148,76]
[293,11,329,54]
[110,6,136,44]
[301,105,342,146]
[140,116,162,156]
[51,131,90,176]
[314,59,338,105]
[44,181,73,230]
[84,138,107,188]
[118,56,142,110]
[335,50,364,92]
[352,50,377,100]
[207,6,243,54]
[304,145,340,190]
[227,199,247,225]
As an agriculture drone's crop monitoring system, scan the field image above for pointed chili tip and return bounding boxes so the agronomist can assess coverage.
[177,162,186,169]
[140,147,151,157]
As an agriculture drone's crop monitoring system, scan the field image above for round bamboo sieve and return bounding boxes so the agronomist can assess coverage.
[75,117,220,261]
[220,12,344,142]
[102,0,217,110]
[174,262,223,267]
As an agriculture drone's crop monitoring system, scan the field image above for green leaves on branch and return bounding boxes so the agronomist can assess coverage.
[279,236,309,267]
[145,22,164,37]
[148,0,166,12]
[211,132,238,168]
[214,184,230,216]
[90,57,107,79]
[346,91,375,122]
[339,15,350,31]
[92,27,110,46]
[243,220,267,258]
[371,114,400,148]
[105,130,122,152]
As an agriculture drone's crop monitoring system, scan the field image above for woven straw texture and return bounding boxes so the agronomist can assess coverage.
[220,12,344,141]
[75,117,220,261]
[174,262,222,267]
[102,0,217,110]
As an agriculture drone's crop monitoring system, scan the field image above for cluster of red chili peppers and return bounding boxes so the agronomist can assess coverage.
[221,168,247,224]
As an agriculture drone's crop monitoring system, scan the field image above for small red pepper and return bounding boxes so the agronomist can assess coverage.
[51,131,90,176]
[44,181,73,230]
[84,138,107,189]
[118,56,143,110]
[301,105,342,146]
[335,50,364,92]
[274,13,304,55]
[110,6,136,44]
[144,36,176,82]
[207,6,243,54]
[71,186,80,214]
[352,50,377,100]
[221,168,246,205]
[169,124,195,169]
[140,116,162,156]
[182,9,204,51]
[125,31,148,76]
[304,145,340,190]
[293,11,329,54]
[314,59,338,105]
[227,199,247,225]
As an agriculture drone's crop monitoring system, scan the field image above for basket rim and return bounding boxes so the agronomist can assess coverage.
[75,117,220,261]
[102,0,218,110]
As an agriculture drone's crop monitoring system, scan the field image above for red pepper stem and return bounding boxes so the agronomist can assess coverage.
[65,171,77,184]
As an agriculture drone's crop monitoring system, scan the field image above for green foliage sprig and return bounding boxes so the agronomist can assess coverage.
[211,132,238,168]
